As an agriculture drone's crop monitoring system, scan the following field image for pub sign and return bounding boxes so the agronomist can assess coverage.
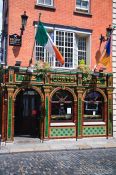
[9,34,22,46]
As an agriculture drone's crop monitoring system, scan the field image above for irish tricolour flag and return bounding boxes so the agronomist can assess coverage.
[35,21,64,65]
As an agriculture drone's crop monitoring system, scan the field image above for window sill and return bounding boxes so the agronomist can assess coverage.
[50,122,75,126]
[83,122,105,126]
[35,4,56,11]
[73,11,92,17]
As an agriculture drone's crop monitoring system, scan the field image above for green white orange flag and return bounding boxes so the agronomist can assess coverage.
[35,21,64,65]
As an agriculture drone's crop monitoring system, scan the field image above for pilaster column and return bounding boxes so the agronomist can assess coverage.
[107,90,113,137]
[76,89,84,138]
[7,87,14,141]
[44,86,51,139]
[1,88,7,141]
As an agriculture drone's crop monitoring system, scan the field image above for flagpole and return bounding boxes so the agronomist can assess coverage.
[29,13,42,65]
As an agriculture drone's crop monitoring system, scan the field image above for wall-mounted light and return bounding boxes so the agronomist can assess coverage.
[15,61,21,67]
[106,25,113,39]
[14,61,22,72]
[20,11,28,35]
[99,25,113,44]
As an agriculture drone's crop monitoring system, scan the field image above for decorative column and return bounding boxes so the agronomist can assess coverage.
[7,87,14,141]
[43,86,51,139]
[1,88,7,141]
[76,89,83,139]
[107,89,113,137]
[40,100,45,142]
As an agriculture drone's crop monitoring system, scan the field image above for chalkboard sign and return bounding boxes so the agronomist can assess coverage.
[9,34,22,46]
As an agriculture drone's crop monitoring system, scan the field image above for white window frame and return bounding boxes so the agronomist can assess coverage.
[35,26,91,70]
[76,0,90,13]
[37,0,53,6]
[54,30,74,69]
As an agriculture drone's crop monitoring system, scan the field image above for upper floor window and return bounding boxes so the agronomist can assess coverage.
[35,28,90,69]
[76,0,89,13]
[37,0,53,6]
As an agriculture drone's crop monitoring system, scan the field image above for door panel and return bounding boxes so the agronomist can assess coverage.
[14,89,41,137]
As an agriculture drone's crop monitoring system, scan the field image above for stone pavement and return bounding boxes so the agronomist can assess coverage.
[0,148,116,175]
[0,137,116,154]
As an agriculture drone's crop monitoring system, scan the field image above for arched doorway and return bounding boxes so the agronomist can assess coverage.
[14,88,42,138]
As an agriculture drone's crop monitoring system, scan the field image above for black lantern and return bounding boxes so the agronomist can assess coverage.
[20,11,28,35]
[106,25,113,39]
[99,25,113,46]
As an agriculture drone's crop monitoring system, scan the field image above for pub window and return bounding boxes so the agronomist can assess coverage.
[84,91,104,122]
[51,90,74,122]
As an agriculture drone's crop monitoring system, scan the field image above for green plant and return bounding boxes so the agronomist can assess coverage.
[77,59,92,82]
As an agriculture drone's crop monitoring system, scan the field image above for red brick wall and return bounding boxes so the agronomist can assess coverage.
[7,0,112,71]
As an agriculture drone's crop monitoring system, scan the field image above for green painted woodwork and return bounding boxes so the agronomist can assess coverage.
[9,74,13,82]
[78,98,82,137]
[7,96,12,139]
[83,76,106,87]
[107,74,113,87]
[97,77,106,87]
[108,99,113,135]
[15,74,29,82]
[50,127,75,137]
[108,110,112,135]
[36,75,43,82]
[45,96,49,137]
[51,74,76,84]
[78,74,82,86]
[15,74,43,82]
[83,126,106,136]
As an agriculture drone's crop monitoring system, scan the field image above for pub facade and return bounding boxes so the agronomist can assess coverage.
[0,0,113,142]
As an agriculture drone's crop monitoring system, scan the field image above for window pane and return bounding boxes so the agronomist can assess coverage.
[76,0,89,12]
[76,0,81,7]
[55,30,73,68]
[78,37,86,64]
[84,91,104,121]
[51,90,74,122]
[38,0,44,3]
[38,0,52,5]
[45,0,52,5]
[82,1,88,8]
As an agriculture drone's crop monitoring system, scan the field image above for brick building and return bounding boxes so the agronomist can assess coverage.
[0,0,113,142]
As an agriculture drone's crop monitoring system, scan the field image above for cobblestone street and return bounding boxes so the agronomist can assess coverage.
[0,148,116,175]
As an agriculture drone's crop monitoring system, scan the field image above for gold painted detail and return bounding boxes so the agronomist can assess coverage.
[51,74,76,84]
[15,74,37,82]
[83,75,106,87]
